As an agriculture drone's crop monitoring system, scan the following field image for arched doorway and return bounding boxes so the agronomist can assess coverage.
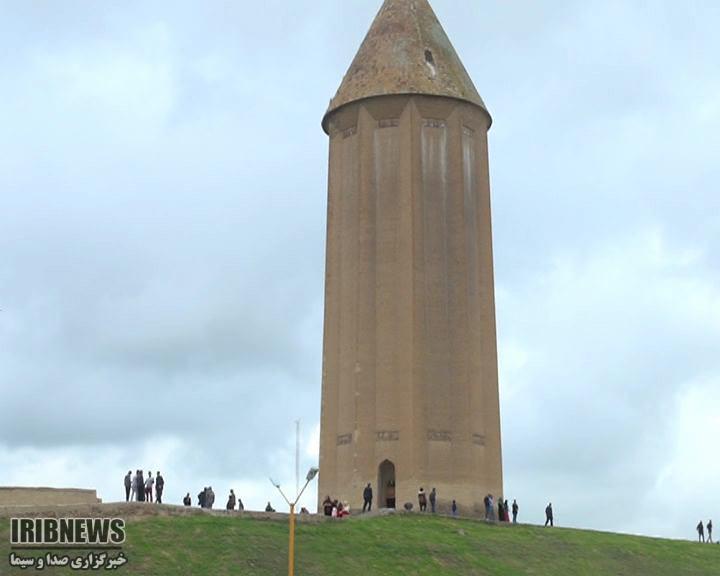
[378,460,396,509]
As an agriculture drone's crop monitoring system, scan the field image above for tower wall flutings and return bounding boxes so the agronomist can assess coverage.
[318,95,502,515]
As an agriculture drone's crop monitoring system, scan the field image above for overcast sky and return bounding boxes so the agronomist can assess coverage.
[1,0,719,541]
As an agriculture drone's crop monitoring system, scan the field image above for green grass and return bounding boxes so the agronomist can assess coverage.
[1,514,718,575]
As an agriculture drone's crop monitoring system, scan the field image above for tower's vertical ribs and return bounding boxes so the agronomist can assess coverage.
[337,127,360,484]
[462,121,482,484]
[355,107,377,495]
[420,115,451,481]
[319,131,343,497]
[374,114,401,437]
[446,110,470,492]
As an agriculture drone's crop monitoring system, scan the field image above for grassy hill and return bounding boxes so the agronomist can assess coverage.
[1,511,717,575]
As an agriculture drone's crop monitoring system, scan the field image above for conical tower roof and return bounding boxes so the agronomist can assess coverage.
[323,0,490,132]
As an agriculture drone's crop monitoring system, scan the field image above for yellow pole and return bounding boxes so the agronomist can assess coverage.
[288,503,295,576]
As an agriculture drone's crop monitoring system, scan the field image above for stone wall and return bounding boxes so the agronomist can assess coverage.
[0,487,101,510]
[0,502,326,521]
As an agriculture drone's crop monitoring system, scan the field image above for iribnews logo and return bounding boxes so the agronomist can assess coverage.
[11,518,126,547]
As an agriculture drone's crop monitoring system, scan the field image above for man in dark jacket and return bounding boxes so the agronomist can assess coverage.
[707,520,713,543]
[137,471,145,502]
[512,499,519,524]
[697,520,705,543]
[183,493,191,506]
[362,483,373,513]
[124,471,132,502]
[429,488,437,513]
[322,496,333,516]
[198,488,206,508]
[545,503,554,527]
[155,472,164,504]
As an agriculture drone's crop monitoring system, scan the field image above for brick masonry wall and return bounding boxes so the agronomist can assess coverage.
[0,487,101,509]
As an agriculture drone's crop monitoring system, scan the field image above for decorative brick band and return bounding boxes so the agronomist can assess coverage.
[337,434,353,446]
[378,119,399,128]
[427,430,452,442]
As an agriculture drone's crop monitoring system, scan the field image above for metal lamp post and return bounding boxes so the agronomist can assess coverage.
[270,466,319,576]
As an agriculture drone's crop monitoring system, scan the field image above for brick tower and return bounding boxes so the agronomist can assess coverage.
[318,0,502,515]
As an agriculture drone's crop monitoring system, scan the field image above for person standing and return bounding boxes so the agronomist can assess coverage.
[130,470,137,502]
[137,471,145,502]
[124,471,132,502]
[512,499,519,524]
[386,481,396,509]
[155,472,164,504]
[183,493,191,506]
[198,489,206,508]
[362,483,373,513]
[237,498,244,512]
[707,520,713,543]
[323,496,333,516]
[227,489,236,511]
[497,497,504,522]
[451,500,458,517]
[131,471,138,502]
[545,503,554,527]
[429,488,437,514]
[697,521,705,543]
[418,488,427,512]
[206,486,215,509]
[145,471,154,503]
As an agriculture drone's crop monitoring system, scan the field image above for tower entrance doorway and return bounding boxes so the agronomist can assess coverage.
[378,460,396,509]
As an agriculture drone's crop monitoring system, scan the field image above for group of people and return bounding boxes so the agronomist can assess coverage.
[118,469,555,530]
[322,496,350,518]
[124,470,164,504]
[361,483,442,514]
[197,486,215,508]
[180,488,245,511]
[121,470,714,546]
[360,484,522,521]
[483,494,496,520]
[696,520,713,543]
[121,470,542,529]
[482,494,521,524]
[226,489,245,511]
[417,487,438,513]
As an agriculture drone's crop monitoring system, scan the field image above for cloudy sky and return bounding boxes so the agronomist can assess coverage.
[1,0,719,540]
